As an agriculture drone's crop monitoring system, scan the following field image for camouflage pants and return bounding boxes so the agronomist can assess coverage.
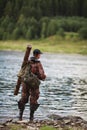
[18,82,40,110]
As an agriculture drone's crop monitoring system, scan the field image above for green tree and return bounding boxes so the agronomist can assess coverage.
[40,17,50,37]
[26,28,32,40]
[7,22,14,33]
[47,20,57,36]
[78,27,87,39]
[41,22,47,38]
[82,0,87,17]
[17,14,26,27]
[12,27,22,40]
[57,28,65,38]
[1,16,10,29]
[0,0,7,17]
[0,28,4,40]
[4,1,12,17]
[26,26,35,40]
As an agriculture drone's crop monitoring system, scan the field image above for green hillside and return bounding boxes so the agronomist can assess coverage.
[0,0,87,40]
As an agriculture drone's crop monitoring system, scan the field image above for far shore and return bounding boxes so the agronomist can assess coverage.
[0,35,87,55]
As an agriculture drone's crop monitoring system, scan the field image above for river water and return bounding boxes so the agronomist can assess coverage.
[0,51,87,122]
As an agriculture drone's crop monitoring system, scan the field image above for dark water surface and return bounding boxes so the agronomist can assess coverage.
[0,51,87,122]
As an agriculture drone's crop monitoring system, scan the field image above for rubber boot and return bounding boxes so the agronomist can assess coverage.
[18,101,25,121]
[19,109,24,121]
[30,104,40,121]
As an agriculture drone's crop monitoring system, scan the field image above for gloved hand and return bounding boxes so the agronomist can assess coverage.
[14,86,19,95]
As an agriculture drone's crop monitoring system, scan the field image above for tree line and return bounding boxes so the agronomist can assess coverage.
[0,0,87,40]
[0,0,87,19]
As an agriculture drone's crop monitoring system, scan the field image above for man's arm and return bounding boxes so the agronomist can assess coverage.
[37,62,46,80]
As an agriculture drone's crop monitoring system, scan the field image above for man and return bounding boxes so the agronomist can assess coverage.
[17,49,46,121]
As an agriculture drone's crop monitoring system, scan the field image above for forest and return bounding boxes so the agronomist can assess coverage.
[0,0,87,40]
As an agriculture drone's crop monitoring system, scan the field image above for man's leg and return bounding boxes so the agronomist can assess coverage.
[29,87,40,121]
[18,82,29,120]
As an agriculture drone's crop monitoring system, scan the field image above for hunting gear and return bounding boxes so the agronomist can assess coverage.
[14,46,46,121]
[14,45,32,95]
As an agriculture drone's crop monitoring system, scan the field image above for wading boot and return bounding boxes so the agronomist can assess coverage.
[19,109,24,121]
[30,104,40,121]
[18,101,25,121]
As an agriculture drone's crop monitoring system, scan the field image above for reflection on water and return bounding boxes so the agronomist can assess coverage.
[0,51,87,122]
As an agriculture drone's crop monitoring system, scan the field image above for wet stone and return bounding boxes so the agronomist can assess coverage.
[0,125,4,128]
[48,114,62,120]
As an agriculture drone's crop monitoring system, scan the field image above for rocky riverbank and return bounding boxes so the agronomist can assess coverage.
[0,115,87,130]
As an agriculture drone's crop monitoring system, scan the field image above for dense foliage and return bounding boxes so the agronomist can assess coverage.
[1,0,87,18]
[0,0,87,40]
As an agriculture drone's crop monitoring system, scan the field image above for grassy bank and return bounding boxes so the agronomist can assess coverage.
[0,34,87,55]
[4,124,85,130]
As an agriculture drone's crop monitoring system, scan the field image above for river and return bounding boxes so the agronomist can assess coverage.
[0,51,87,122]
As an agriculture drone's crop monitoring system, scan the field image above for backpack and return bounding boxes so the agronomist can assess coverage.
[17,62,40,87]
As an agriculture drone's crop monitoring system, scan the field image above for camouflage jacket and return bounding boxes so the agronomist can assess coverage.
[29,56,46,80]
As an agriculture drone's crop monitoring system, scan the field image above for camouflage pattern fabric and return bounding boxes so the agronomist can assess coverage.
[18,57,46,110]
[17,62,40,88]
[18,82,40,106]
